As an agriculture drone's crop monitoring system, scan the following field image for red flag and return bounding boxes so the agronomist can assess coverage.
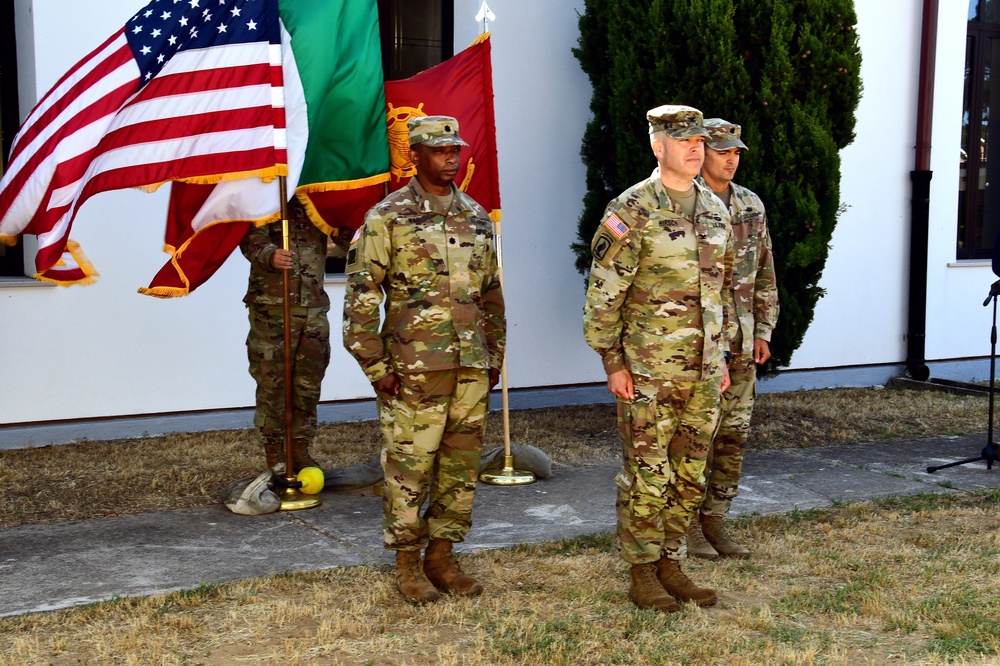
[297,32,503,233]
[0,0,287,287]
[384,32,501,221]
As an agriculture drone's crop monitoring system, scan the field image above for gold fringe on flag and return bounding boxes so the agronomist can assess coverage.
[469,32,491,47]
[136,210,279,298]
[293,173,392,234]
[34,240,99,286]
[136,165,289,193]
[296,172,390,193]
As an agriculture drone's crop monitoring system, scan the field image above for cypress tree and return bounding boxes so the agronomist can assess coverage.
[572,0,862,369]
[572,0,750,272]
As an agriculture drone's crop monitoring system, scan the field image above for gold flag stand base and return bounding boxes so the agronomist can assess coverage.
[480,455,536,486]
[278,483,322,511]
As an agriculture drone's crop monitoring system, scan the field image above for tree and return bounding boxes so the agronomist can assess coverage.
[572,0,862,369]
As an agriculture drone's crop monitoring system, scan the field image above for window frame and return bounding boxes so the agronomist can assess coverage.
[0,0,24,277]
[959,1,1000,260]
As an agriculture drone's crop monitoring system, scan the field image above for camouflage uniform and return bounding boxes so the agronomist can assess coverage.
[343,178,505,551]
[241,200,331,450]
[584,169,735,564]
[701,181,779,517]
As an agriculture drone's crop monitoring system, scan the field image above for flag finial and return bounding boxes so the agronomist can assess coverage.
[475,1,495,33]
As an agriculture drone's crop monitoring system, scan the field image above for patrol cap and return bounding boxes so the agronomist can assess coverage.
[646,105,710,139]
[407,115,469,148]
[704,118,748,150]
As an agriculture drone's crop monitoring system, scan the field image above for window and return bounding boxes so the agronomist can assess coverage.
[959,0,1000,259]
[324,0,452,274]
[0,0,24,276]
[378,0,454,80]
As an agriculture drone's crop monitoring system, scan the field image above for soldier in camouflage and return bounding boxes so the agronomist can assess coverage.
[583,104,736,613]
[241,198,336,473]
[688,118,779,560]
[343,116,506,604]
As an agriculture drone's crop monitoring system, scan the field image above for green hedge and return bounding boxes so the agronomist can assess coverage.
[572,0,862,370]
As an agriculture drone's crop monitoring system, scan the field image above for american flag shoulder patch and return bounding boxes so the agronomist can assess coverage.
[350,228,363,245]
[602,213,629,240]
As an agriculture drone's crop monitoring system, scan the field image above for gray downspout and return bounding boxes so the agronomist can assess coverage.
[907,0,938,382]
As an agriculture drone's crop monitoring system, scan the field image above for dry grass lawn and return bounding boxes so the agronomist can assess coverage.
[0,384,990,530]
[1,384,999,664]
[2,492,1000,665]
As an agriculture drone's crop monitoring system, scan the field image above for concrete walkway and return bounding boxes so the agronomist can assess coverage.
[2,433,999,618]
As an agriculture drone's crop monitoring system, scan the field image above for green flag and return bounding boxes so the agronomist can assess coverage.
[281,0,389,231]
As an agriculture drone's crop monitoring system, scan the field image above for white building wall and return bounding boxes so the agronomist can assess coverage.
[789,0,917,368]
[453,0,605,390]
[0,0,983,426]
[3,0,274,424]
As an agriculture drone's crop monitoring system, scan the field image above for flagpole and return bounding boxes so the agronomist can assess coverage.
[480,218,535,486]
[471,3,533,486]
[276,176,320,510]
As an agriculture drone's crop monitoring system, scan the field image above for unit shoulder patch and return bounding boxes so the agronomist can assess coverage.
[345,227,364,274]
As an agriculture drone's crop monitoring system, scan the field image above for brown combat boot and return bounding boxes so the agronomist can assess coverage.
[656,557,718,607]
[262,439,283,470]
[687,517,720,560]
[701,515,750,559]
[628,563,680,613]
[290,438,320,471]
[423,538,484,596]
[395,550,441,603]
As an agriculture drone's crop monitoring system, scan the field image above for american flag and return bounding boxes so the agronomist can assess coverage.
[602,213,629,240]
[0,0,285,284]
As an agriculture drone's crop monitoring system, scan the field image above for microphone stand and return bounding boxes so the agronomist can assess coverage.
[927,280,1000,473]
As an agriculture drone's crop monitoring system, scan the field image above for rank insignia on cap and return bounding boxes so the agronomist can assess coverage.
[602,213,629,240]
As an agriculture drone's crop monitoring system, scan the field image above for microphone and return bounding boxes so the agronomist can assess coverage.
[985,280,1000,307]
[985,230,1000,305]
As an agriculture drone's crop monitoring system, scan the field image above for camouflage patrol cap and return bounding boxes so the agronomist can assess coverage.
[704,118,748,150]
[407,115,470,148]
[646,105,711,139]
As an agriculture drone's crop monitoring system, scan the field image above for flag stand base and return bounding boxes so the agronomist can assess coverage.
[278,484,322,511]
[480,455,536,486]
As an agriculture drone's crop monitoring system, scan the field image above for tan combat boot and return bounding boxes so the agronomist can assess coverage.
[395,550,441,603]
[687,517,720,560]
[656,557,718,607]
[701,515,750,559]
[628,562,680,613]
[423,538,484,596]
[290,438,320,471]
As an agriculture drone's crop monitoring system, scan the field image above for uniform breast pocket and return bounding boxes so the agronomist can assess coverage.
[469,234,491,274]
[465,217,494,271]
[739,211,763,232]
[391,219,441,278]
